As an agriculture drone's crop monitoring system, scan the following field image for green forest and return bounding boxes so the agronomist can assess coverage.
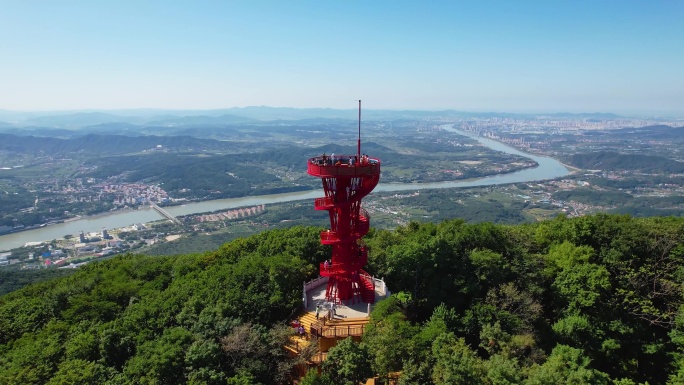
[567,151,684,173]
[1,214,684,384]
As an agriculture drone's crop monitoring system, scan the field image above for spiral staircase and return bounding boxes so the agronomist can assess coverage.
[307,155,381,304]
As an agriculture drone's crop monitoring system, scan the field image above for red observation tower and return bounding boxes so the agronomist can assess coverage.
[307,101,381,305]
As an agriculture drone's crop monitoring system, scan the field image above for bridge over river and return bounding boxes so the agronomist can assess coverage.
[0,126,570,251]
[149,202,181,225]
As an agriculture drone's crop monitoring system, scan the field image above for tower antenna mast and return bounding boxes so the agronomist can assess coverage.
[357,99,361,160]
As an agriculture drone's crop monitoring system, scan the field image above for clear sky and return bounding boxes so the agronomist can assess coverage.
[1,1,683,114]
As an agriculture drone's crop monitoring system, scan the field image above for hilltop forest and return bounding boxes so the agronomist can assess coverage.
[1,214,684,384]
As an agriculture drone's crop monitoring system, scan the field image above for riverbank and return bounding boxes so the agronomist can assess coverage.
[559,161,582,174]
[0,136,569,251]
[65,206,142,223]
[1,206,141,239]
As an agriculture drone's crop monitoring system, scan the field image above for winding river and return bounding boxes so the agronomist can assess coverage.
[0,127,569,250]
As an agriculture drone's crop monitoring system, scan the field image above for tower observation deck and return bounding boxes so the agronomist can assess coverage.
[307,106,381,304]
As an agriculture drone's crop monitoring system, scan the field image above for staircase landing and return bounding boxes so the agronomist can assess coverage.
[304,278,388,319]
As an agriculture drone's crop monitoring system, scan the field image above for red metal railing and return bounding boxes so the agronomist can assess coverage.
[307,156,381,178]
[319,230,340,244]
[356,248,368,267]
[308,152,381,305]
[359,208,370,222]
[319,262,342,276]
[319,256,367,276]
[314,196,335,209]
[359,269,375,303]
[360,270,374,289]
[356,208,370,235]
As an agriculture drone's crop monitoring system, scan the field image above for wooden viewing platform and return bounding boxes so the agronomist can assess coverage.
[286,307,370,365]
[285,275,388,366]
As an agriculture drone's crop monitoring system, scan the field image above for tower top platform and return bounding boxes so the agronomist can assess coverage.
[307,154,381,178]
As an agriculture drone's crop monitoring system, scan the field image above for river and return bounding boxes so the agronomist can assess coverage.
[0,127,569,250]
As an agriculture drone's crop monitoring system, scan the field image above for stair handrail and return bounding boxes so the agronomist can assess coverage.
[285,337,301,353]
[359,207,370,223]
[359,269,375,293]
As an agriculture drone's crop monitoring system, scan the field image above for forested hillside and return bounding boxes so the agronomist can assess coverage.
[0,133,240,155]
[568,151,684,173]
[1,215,684,384]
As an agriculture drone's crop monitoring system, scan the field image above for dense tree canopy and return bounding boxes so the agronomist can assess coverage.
[0,227,325,384]
[1,215,684,384]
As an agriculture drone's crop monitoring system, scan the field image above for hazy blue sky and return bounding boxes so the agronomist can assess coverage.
[1,1,683,114]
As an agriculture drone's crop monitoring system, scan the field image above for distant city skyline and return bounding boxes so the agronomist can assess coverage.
[1,1,683,115]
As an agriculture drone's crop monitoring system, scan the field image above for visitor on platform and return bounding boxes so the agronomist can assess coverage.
[324,260,329,271]
[316,305,320,319]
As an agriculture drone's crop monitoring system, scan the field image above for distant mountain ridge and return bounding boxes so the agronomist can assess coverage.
[22,112,146,128]
[540,112,624,119]
[0,133,237,155]
[146,114,257,126]
[0,107,636,129]
[607,125,684,140]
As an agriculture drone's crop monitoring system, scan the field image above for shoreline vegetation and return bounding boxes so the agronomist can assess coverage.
[1,159,543,244]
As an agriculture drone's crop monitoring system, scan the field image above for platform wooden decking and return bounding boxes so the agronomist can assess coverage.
[286,308,371,363]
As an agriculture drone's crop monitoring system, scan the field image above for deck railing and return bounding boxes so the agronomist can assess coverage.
[310,351,328,364]
[307,156,381,177]
[303,274,388,308]
[318,255,368,277]
[314,196,335,209]
[303,276,329,308]
[319,262,341,275]
[310,323,366,339]
[319,230,340,244]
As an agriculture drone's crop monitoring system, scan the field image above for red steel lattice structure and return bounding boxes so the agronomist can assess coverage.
[307,153,381,305]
